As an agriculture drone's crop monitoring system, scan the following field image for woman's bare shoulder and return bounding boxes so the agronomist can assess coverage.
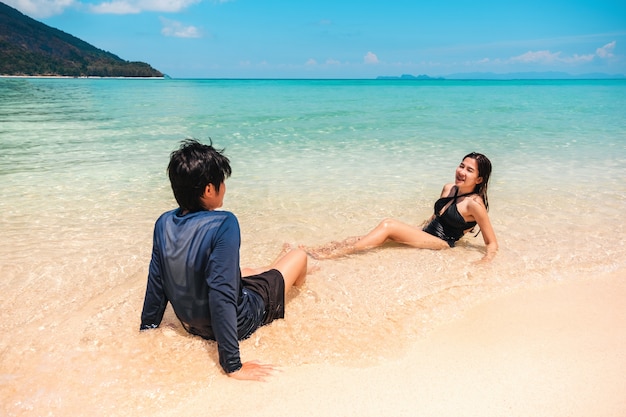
[467,193,486,210]
[440,183,455,196]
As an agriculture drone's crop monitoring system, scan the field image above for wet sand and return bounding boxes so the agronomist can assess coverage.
[158,270,626,417]
[2,220,625,417]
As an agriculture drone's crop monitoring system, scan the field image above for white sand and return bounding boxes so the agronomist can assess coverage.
[161,271,626,417]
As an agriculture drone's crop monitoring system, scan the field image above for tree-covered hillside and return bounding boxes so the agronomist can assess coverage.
[0,2,163,77]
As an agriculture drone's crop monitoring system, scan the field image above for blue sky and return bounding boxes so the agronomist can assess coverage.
[5,0,626,78]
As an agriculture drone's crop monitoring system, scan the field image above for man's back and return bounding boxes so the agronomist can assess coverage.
[141,209,261,371]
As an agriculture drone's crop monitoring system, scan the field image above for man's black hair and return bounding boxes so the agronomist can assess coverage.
[167,139,232,212]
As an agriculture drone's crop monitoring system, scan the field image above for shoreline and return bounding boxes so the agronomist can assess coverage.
[167,270,626,417]
[2,75,625,81]
[0,75,166,79]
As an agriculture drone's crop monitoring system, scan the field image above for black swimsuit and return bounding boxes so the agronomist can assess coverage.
[423,187,477,247]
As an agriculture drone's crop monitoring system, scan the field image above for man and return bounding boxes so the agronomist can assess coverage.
[140,139,308,381]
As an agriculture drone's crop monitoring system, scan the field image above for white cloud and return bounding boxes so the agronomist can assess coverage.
[562,53,594,63]
[160,17,202,38]
[3,0,75,18]
[4,0,207,16]
[596,41,616,58]
[90,1,139,14]
[507,41,617,67]
[89,0,201,14]
[510,50,562,64]
[305,59,317,66]
[364,51,379,64]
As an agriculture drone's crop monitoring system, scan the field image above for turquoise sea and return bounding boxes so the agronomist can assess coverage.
[1,78,625,415]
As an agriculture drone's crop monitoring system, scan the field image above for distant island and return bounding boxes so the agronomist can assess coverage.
[377,72,625,80]
[0,2,163,78]
[376,74,444,80]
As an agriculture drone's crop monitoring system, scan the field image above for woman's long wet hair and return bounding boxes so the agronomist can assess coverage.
[464,152,492,211]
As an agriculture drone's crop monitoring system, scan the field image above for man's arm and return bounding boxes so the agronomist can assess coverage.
[207,213,280,380]
[140,226,168,329]
[206,213,244,373]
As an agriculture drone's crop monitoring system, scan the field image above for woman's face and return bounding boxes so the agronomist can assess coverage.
[455,157,483,189]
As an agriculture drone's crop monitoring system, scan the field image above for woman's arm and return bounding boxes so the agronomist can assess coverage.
[468,198,498,262]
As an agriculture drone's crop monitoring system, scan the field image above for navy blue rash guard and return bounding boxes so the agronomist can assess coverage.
[140,208,261,374]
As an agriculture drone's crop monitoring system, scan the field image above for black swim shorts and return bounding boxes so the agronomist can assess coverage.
[241,269,285,325]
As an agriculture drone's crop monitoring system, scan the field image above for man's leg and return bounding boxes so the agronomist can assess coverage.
[270,248,307,294]
[241,246,308,295]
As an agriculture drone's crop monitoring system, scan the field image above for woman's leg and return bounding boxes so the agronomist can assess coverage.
[354,218,450,250]
[305,218,449,259]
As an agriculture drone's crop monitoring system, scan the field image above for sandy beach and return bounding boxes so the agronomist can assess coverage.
[158,270,626,417]
[2,78,625,417]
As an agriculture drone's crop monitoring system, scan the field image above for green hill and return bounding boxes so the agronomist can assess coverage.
[0,2,163,77]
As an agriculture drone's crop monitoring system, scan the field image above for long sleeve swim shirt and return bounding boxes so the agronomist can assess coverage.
[140,208,251,374]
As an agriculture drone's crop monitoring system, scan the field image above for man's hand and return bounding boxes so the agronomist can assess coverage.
[228,360,278,381]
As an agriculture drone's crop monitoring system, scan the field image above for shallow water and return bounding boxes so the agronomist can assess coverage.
[1,78,625,416]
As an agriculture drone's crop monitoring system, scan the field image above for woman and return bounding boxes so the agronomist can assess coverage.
[304,152,498,263]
